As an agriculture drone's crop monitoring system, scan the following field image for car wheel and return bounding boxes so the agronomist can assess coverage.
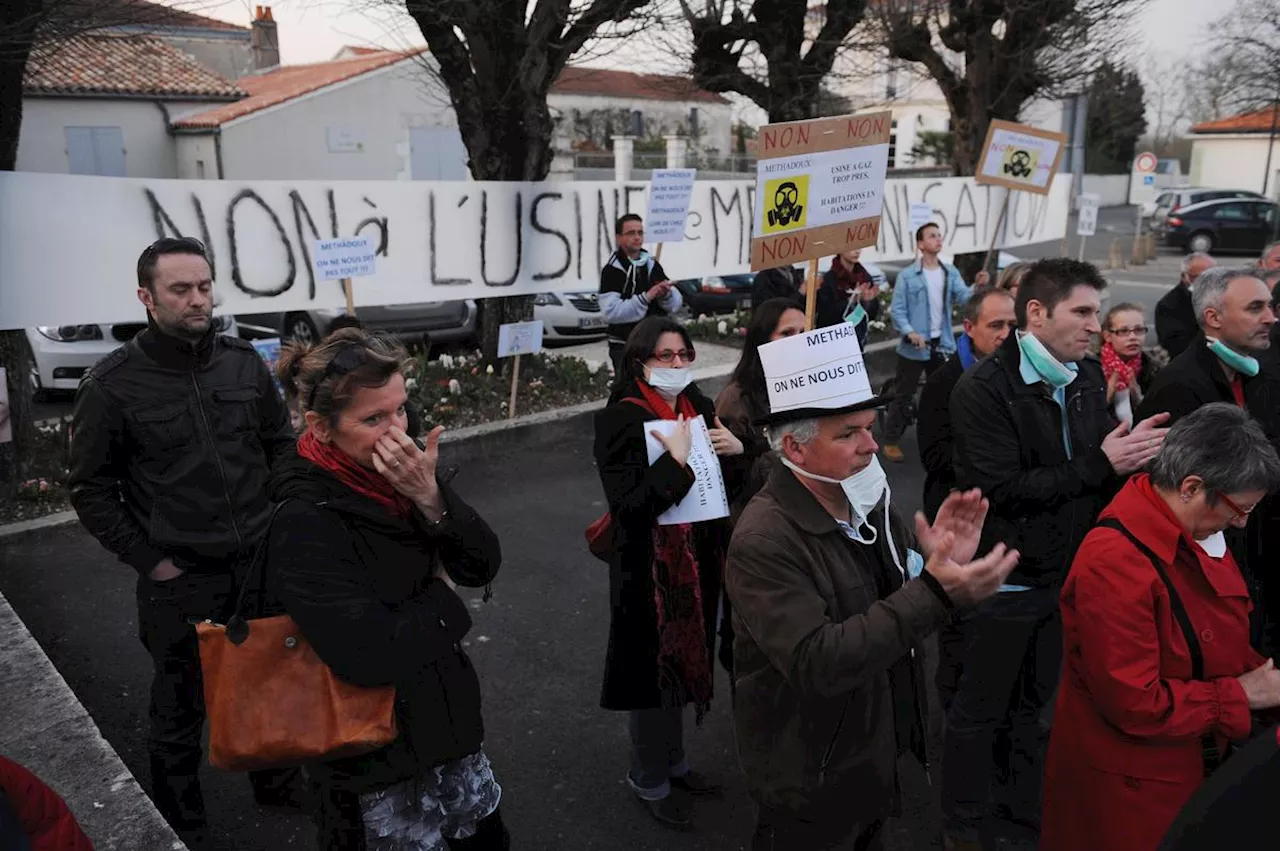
[1188,232,1214,253]
[286,313,319,344]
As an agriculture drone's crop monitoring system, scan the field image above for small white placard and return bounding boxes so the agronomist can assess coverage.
[326,127,366,153]
[909,202,934,235]
[759,324,873,416]
[313,236,376,281]
[497,320,544,358]
[1076,194,1100,236]
[645,169,698,243]
[645,416,730,525]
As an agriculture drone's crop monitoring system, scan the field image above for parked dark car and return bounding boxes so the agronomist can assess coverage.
[1155,198,1280,254]
[674,273,755,315]
[1148,187,1267,226]
[237,301,476,346]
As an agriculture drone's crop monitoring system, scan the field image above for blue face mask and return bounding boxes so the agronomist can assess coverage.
[844,302,868,327]
[1207,337,1260,378]
[1017,331,1075,389]
[629,250,650,267]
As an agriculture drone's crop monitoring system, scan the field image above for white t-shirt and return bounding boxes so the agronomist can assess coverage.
[924,265,945,338]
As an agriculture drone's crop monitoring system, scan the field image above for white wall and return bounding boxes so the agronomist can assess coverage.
[175,135,220,179]
[217,58,456,181]
[1080,174,1130,207]
[548,92,733,156]
[16,97,212,177]
[1190,136,1280,196]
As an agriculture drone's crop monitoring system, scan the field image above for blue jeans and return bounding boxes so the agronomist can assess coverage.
[627,708,689,800]
[941,588,1062,840]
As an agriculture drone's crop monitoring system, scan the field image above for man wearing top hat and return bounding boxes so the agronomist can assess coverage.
[726,321,1023,850]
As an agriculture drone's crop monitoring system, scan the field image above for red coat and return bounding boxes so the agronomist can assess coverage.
[0,756,93,851]
[1041,475,1261,851]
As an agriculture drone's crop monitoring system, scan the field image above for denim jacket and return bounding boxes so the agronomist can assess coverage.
[890,260,972,362]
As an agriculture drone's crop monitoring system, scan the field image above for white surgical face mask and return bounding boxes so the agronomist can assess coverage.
[644,365,693,397]
[1195,530,1227,559]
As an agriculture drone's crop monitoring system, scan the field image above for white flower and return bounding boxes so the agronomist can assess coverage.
[440,353,455,369]
[717,320,728,336]
[587,361,601,375]
[698,313,709,323]
[486,364,495,375]
[448,378,461,395]
[404,377,418,391]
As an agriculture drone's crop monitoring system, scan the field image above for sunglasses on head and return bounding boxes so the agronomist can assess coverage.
[306,345,366,410]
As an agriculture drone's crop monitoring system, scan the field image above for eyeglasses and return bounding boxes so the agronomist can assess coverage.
[306,344,366,410]
[1107,325,1149,337]
[650,348,696,365]
[1216,491,1257,521]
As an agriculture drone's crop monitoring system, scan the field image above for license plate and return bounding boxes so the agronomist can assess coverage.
[737,297,752,310]
[579,317,607,329]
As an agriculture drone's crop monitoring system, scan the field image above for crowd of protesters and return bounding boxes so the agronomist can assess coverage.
[49,217,1280,851]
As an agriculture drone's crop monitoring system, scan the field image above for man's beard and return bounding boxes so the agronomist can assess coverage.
[157,310,211,341]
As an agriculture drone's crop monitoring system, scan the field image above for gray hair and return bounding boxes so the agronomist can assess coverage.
[1191,266,1263,328]
[1261,241,1280,262]
[766,418,821,453]
[1148,403,1280,501]
[1181,252,1214,275]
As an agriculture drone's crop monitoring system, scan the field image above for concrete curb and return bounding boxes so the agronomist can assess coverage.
[0,510,79,540]
[0,591,186,850]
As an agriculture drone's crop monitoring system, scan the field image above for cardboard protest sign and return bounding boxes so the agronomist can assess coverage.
[644,169,697,243]
[497,320,544,358]
[1076,194,1100,237]
[313,236,376,281]
[750,112,893,271]
[758,323,874,417]
[644,416,730,525]
[250,338,285,399]
[976,120,1067,195]
[909,202,934,236]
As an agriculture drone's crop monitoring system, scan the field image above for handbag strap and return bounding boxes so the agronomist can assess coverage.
[226,500,293,644]
[1096,517,1222,774]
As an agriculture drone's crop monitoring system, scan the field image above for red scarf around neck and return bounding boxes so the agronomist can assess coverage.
[633,379,714,719]
[1100,342,1143,392]
[297,430,415,519]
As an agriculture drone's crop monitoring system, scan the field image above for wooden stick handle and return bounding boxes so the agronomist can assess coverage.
[654,243,664,262]
[342,278,355,316]
[508,354,521,420]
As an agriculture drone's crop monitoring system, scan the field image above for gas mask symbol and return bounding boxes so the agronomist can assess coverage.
[767,181,804,227]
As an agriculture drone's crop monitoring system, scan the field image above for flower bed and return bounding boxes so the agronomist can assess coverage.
[0,420,73,526]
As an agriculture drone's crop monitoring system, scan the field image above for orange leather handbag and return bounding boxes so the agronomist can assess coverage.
[583,397,655,563]
[196,502,397,771]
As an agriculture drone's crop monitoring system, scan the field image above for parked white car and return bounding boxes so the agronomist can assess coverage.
[26,315,239,397]
[533,292,608,344]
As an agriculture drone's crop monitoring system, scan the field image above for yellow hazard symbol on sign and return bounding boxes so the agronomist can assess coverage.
[763,175,809,234]
[1001,146,1041,180]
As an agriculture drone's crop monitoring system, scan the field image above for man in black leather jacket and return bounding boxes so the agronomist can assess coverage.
[67,237,300,842]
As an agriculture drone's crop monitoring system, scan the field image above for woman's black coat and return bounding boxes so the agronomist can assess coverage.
[265,454,501,792]
[592,382,726,711]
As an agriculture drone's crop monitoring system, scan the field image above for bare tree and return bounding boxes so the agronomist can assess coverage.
[865,0,1144,175]
[1203,0,1280,117]
[673,0,871,123]
[1141,54,1190,154]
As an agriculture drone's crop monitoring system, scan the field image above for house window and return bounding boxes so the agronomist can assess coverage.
[888,120,898,169]
[64,126,125,176]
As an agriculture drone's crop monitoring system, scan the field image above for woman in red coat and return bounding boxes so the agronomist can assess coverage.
[1042,403,1280,851]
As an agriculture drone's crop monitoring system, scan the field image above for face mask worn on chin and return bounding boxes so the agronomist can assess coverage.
[645,366,693,396]
[630,249,651,267]
[1206,337,1260,378]
[1195,530,1228,559]
[780,455,905,574]
[1017,331,1076,389]
[844,300,868,328]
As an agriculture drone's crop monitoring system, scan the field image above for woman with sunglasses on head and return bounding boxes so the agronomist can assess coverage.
[593,316,742,831]
[1041,403,1280,851]
[1101,302,1160,425]
[266,328,506,851]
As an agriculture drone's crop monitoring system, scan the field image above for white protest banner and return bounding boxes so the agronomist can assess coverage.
[751,112,893,271]
[1076,194,1100,236]
[909,201,934,236]
[976,120,1067,196]
[497,320,544,358]
[0,172,1069,329]
[313,236,376,281]
[758,323,873,416]
[644,169,697,243]
[644,416,730,525]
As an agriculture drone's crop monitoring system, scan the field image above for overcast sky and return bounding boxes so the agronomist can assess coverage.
[189,0,1223,69]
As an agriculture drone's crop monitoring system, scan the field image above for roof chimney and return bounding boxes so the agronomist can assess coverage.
[251,6,280,70]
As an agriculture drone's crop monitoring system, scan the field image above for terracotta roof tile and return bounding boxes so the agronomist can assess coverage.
[110,0,248,33]
[24,34,244,99]
[551,67,727,104]
[1192,107,1280,134]
[172,49,423,128]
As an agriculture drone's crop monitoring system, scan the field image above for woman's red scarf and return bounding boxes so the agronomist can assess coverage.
[635,380,715,721]
[829,258,873,299]
[1101,341,1143,392]
[297,430,414,519]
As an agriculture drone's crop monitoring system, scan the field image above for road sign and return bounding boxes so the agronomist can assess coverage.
[1134,151,1158,174]
[1129,151,1160,205]
[750,111,892,271]
[1076,194,1099,236]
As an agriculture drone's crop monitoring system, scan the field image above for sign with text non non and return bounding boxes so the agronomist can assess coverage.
[314,236,376,281]
[1076,194,1100,236]
[644,416,730,525]
[750,111,892,270]
[975,120,1067,196]
[497,320,544,359]
[758,323,873,416]
[644,169,697,243]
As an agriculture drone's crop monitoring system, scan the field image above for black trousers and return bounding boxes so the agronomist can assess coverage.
[882,349,946,442]
[752,806,884,851]
[608,341,626,377]
[136,570,299,832]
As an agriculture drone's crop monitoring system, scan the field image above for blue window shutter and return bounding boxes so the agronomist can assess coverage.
[65,127,96,174]
[93,127,126,176]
